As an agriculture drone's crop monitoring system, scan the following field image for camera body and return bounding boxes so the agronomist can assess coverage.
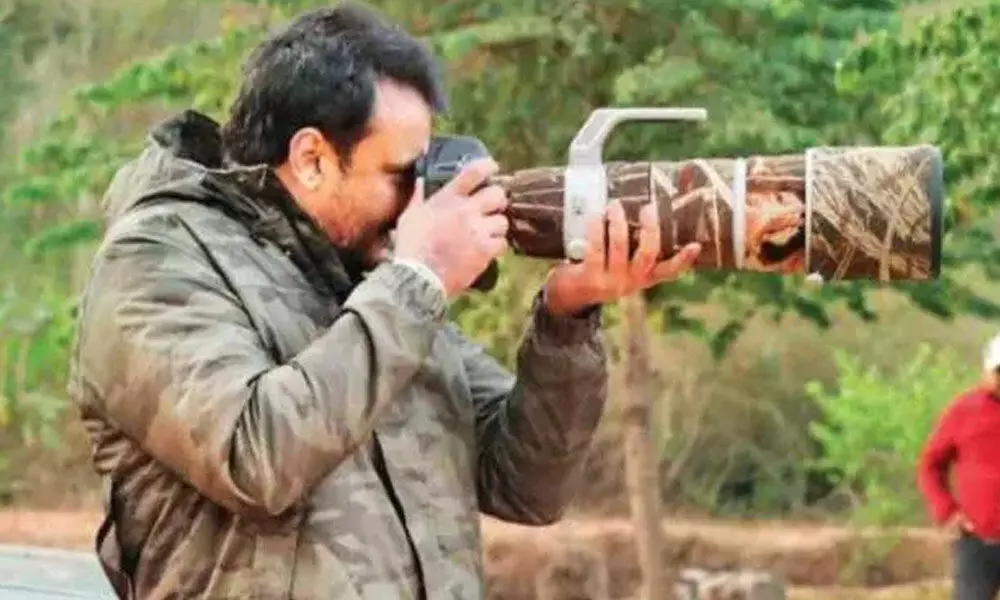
[414,135,493,196]
[413,135,501,292]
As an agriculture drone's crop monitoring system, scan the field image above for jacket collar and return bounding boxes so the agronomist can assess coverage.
[149,110,365,301]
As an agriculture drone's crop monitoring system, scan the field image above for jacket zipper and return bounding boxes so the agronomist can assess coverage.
[371,433,428,599]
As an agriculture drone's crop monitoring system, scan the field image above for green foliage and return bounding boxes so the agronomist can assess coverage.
[0,0,75,145]
[0,0,996,510]
[806,343,974,527]
[421,0,907,355]
[0,288,76,449]
[835,0,1000,323]
[610,0,899,156]
[3,23,267,215]
[0,0,240,457]
[447,256,550,367]
[0,0,918,365]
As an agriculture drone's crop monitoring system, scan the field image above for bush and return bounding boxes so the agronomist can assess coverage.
[806,343,975,528]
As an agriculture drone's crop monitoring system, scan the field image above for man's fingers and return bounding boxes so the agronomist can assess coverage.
[607,201,628,275]
[650,242,701,281]
[631,202,660,276]
[472,184,509,215]
[395,177,425,227]
[442,157,498,197]
[363,236,392,266]
[481,214,510,238]
[483,235,509,257]
[583,211,606,268]
[404,176,425,209]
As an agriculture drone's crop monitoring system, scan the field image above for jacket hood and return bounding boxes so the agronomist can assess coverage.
[102,109,243,224]
[100,109,363,299]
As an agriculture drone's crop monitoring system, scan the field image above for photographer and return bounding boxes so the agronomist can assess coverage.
[68,3,700,598]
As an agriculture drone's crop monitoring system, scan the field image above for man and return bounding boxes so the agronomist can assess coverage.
[918,334,1000,600]
[68,3,701,599]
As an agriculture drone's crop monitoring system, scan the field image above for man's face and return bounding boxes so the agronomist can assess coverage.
[280,78,432,264]
[980,366,1000,396]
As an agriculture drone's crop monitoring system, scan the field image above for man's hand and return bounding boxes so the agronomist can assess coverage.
[393,158,509,298]
[945,511,973,535]
[543,199,701,317]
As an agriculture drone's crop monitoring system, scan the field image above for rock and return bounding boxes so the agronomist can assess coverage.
[535,544,610,600]
[674,568,787,600]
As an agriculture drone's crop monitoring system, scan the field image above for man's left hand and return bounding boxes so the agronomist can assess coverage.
[543,200,702,317]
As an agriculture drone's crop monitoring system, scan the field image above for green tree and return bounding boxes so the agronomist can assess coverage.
[3,0,915,360]
[12,0,989,453]
[428,0,910,359]
[835,0,1000,322]
[807,343,973,527]
[0,0,233,448]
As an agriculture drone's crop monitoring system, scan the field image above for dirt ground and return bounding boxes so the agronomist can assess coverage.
[0,508,954,600]
[0,424,956,599]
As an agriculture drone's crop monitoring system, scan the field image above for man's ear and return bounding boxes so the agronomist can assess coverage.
[287,127,338,191]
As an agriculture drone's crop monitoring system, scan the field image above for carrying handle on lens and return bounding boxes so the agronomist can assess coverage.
[562,107,708,261]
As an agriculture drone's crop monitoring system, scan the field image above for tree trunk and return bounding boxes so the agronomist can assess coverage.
[620,293,665,600]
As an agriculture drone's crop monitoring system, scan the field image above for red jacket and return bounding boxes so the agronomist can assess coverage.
[918,386,1000,539]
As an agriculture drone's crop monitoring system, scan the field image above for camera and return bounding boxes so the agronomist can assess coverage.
[413,135,501,292]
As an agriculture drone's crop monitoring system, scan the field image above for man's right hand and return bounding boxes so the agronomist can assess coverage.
[945,511,972,535]
[393,157,509,298]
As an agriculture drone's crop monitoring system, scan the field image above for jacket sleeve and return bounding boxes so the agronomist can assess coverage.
[70,210,446,521]
[916,397,961,524]
[446,293,608,525]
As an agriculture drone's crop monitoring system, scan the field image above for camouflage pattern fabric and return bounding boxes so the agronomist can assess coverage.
[67,110,608,599]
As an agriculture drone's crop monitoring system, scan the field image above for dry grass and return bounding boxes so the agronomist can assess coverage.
[480,516,952,599]
[0,510,955,599]
[789,580,950,600]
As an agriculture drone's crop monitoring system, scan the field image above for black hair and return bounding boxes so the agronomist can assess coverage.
[220,2,447,167]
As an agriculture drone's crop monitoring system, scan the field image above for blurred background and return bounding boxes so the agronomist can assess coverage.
[1,0,998,597]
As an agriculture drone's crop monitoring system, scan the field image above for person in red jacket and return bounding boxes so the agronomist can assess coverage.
[918,335,1000,600]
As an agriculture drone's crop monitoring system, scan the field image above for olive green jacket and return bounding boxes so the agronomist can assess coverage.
[68,110,608,599]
